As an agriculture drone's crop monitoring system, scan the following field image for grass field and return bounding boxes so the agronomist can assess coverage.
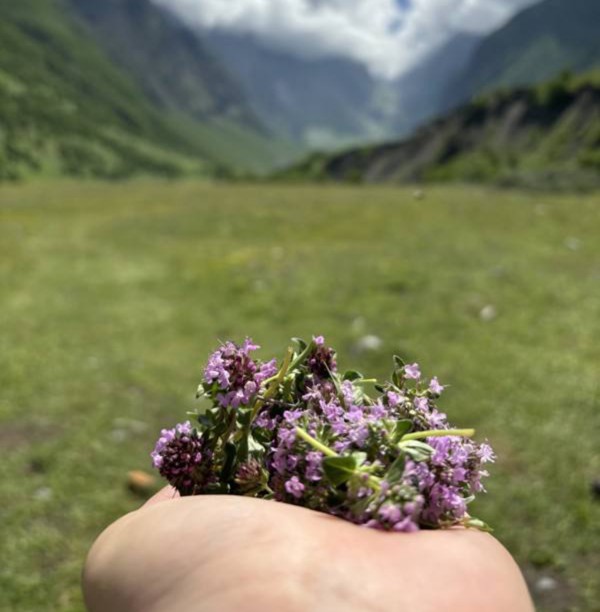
[1,180,599,611]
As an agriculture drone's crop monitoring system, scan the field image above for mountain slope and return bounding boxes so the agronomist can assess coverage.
[283,73,600,189]
[67,0,259,129]
[448,0,600,106]
[0,0,297,181]
[0,0,211,180]
[392,33,481,135]
[67,0,299,172]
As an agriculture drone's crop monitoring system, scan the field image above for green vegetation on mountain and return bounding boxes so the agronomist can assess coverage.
[0,0,199,180]
[283,72,600,189]
[68,0,257,127]
[67,0,297,171]
[448,0,600,106]
[0,0,296,181]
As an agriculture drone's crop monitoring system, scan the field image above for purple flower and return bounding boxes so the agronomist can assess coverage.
[272,449,288,475]
[151,421,205,495]
[285,476,305,499]
[387,391,406,408]
[429,377,445,395]
[379,503,402,524]
[393,517,419,533]
[277,426,297,449]
[414,396,429,412]
[305,451,323,482]
[203,339,277,408]
[478,442,496,463]
[176,337,494,532]
[306,337,337,379]
[427,409,448,429]
[369,401,387,419]
[283,409,303,424]
[404,363,421,380]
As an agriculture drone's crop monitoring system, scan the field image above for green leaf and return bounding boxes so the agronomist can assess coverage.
[350,494,373,517]
[392,420,412,442]
[392,370,402,387]
[322,455,359,487]
[464,517,494,532]
[393,355,405,369]
[195,384,206,399]
[236,407,253,428]
[351,452,368,466]
[374,384,386,393]
[398,440,434,462]
[343,370,364,382]
[196,411,214,428]
[247,433,264,454]
[386,454,406,484]
[292,337,307,352]
[220,442,237,482]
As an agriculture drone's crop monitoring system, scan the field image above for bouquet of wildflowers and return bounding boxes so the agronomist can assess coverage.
[151,337,494,531]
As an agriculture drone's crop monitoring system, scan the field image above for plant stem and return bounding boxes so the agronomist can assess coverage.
[295,427,337,457]
[250,347,293,422]
[288,339,316,372]
[402,428,475,441]
[295,427,382,492]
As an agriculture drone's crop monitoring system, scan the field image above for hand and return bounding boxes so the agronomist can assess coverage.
[83,487,533,612]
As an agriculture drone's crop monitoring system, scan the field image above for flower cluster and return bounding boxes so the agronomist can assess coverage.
[202,338,277,408]
[151,422,208,495]
[151,337,494,531]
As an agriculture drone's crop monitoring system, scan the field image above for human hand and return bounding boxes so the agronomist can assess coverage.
[83,487,533,612]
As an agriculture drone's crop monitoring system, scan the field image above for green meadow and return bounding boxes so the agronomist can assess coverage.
[1,180,599,611]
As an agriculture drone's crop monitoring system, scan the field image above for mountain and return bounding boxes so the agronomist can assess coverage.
[66,0,300,172]
[203,31,396,149]
[0,0,296,181]
[67,0,258,128]
[448,0,600,107]
[202,29,482,151]
[0,0,198,180]
[282,72,600,190]
[392,33,482,135]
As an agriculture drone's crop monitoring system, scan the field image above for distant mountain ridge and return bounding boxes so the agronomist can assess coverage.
[203,30,396,149]
[203,29,481,149]
[282,73,600,189]
[392,33,482,135]
[447,0,600,107]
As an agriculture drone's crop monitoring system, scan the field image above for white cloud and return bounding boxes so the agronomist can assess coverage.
[154,0,538,79]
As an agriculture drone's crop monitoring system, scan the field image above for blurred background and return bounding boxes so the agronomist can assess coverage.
[0,1,599,610]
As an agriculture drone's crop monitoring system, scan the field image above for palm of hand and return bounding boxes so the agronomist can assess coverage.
[83,488,533,612]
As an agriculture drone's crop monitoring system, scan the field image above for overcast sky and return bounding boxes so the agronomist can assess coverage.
[154,0,539,79]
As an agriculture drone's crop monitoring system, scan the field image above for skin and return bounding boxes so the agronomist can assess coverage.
[83,488,534,612]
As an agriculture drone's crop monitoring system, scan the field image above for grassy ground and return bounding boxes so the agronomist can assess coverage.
[0,180,599,611]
